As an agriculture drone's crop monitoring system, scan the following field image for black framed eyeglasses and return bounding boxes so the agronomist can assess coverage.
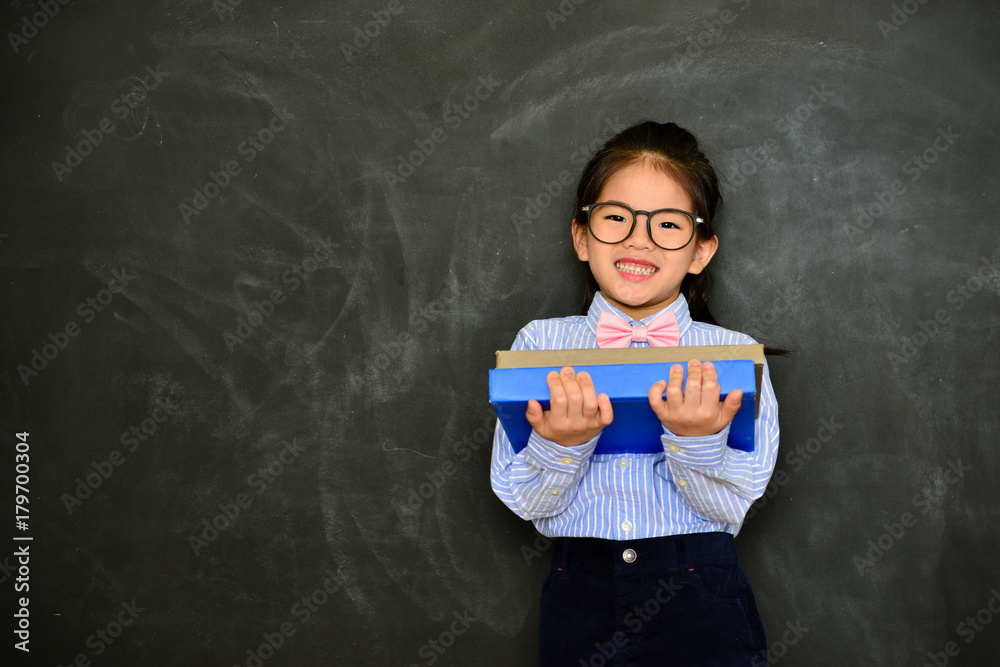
[580,202,704,251]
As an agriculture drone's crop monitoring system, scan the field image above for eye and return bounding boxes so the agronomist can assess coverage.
[605,214,628,223]
[650,210,693,232]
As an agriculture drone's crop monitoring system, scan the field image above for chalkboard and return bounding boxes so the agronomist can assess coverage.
[2,0,999,665]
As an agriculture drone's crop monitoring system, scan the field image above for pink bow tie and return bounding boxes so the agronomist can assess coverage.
[596,310,680,348]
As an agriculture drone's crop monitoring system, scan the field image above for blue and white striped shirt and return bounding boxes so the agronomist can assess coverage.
[490,291,779,539]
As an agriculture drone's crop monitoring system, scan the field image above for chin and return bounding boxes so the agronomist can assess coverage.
[608,287,678,311]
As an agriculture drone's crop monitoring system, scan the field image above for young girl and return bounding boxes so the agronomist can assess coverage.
[490,121,779,666]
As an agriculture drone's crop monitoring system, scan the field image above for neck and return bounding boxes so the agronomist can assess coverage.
[602,290,681,321]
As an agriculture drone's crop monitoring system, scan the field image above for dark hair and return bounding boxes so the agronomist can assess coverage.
[571,120,789,355]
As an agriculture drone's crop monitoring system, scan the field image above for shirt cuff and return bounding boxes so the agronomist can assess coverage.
[661,423,729,470]
[522,430,599,472]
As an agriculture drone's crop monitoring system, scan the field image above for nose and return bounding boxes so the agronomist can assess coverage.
[624,213,655,249]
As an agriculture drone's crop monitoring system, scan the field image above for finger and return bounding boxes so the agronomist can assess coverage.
[525,399,545,431]
[665,364,685,408]
[546,370,568,420]
[596,393,614,427]
[700,361,721,405]
[685,359,703,405]
[560,366,585,414]
[717,389,743,427]
[648,380,669,421]
[575,371,600,416]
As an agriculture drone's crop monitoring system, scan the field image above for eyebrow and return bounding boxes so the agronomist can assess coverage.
[599,200,691,212]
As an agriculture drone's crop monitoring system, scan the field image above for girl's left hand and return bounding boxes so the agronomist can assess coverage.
[648,360,743,437]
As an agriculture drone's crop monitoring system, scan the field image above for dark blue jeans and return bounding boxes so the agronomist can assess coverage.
[539,533,767,667]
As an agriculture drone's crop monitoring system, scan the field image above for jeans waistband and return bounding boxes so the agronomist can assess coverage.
[550,532,737,572]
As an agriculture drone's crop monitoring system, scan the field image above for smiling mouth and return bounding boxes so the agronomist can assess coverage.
[615,261,658,276]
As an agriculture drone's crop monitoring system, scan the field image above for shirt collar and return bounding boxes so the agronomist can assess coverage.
[585,291,693,339]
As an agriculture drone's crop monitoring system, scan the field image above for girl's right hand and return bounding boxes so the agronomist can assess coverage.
[525,367,614,447]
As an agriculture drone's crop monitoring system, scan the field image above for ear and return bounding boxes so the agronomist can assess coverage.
[572,219,589,262]
[687,234,718,275]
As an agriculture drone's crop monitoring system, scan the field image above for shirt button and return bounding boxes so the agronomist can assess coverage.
[618,458,629,470]
[668,444,680,453]
[621,520,633,533]
[560,457,572,465]
[622,549,637,563]
[677,479,688,488]
[549,489,560,496]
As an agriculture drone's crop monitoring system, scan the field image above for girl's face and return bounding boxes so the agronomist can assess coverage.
[572,160,718,321]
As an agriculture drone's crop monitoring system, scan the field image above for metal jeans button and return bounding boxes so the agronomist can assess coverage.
[622,548,637,563]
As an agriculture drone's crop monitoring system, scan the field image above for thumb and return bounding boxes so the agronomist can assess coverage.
[597,393,614,427]
[525,399,544,431]
[719,389,743,425]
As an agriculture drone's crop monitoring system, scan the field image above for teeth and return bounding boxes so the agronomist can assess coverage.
[616,262,657,276]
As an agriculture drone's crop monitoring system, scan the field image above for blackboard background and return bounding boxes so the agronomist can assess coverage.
[2,0,999,665]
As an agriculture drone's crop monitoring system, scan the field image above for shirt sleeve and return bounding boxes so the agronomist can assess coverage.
[655,356,780,527]
[489,325,600,520]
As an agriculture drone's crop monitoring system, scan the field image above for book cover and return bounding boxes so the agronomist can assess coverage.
[490,345,762,455]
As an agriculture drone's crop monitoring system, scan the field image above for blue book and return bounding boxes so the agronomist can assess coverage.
[489,345,762,455]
